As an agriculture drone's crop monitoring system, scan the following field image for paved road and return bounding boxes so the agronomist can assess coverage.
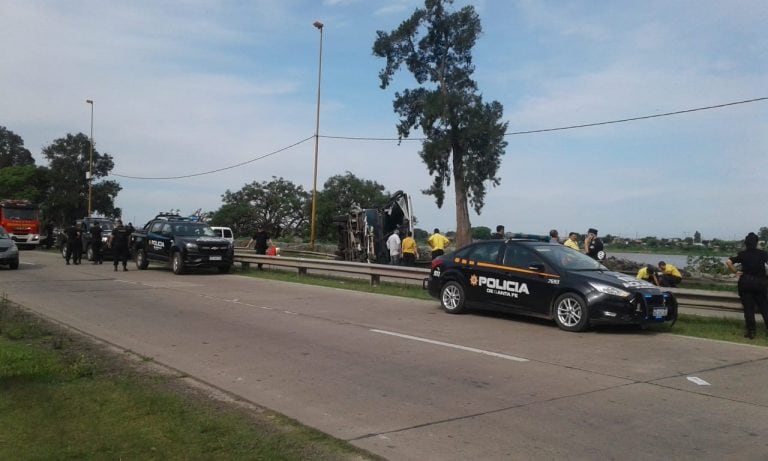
[3,251,768,460]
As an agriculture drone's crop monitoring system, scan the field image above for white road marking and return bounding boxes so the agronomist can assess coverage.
[370,329,529,362]
[687,376,711,386]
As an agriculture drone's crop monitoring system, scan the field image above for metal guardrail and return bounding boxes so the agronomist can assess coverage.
[233,251,742,313]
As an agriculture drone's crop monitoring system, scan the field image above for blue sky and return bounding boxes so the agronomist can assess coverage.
[2,0,766,240]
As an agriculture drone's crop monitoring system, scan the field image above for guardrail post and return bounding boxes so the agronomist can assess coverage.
[371,275,380,286]
[298,267,307,276]
[241,262,250,271]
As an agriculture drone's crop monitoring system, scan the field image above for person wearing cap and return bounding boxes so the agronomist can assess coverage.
[427,228,450,259]
[657,261,682,287]
[564,232,580,251]
[637,264,660,286]
[725,232,768,339]
[584,228,606,261]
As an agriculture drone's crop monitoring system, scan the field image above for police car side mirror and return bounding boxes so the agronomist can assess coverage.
[528,263,545,272]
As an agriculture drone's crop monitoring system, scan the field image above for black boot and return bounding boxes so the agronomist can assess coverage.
[745,330,756,339]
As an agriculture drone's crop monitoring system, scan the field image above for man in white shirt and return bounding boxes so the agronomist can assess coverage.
[386,230,401,265]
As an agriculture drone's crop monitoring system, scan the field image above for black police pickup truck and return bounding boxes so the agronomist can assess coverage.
[132,214,234,275]
[426,239,677,332]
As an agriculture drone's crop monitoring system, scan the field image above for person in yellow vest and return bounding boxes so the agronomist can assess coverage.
[658,261,682,287]
[563,232,580,250]
[426,228,450,259]
[401,231,419,266]
[636,264,660,286]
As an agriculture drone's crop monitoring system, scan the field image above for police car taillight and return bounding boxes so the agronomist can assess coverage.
[430,258,443,271]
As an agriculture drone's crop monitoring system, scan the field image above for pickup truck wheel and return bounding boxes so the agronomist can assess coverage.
[218,265,231,274]
[86,245,94,261]
[61,244,67,259]
[136,249,149,270]
[172,252,185,275]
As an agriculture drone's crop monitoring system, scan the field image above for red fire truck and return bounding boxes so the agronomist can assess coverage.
[0,199,41,248]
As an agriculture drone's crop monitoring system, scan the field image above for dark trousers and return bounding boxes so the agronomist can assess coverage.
[431,249,444,259]
[402,253,416,266]
[659,274,681,287]
[92,241,103,263]
[66,244,82,264]
[113,246,129,268]
[738,287,768,333]
[256,247,266,270]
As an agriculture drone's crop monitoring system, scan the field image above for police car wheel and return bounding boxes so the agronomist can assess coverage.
[554,293,590,332]
[440,281,466,314]
[136,249,149,270]
[10,259,19,270]
[172,252,185,275]
[86,245,94,261]
[61,245,67,259]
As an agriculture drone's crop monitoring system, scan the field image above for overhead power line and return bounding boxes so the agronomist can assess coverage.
[112,97,766,180]
[111,135,314,180]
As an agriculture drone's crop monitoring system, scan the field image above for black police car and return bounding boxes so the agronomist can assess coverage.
[426,239,677,332]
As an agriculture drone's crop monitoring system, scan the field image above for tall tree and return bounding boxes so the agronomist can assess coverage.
[41,133,121,225]
[373,0,508,247]
[219,176,309,239]
[315,172,391,241]
[0,126,35,168]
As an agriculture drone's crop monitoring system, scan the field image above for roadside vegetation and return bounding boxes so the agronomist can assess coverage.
[237,267,765,347]
[0,296,379,461]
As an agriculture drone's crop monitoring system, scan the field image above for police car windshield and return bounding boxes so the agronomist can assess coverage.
[533,245,607,271]
[173,223,216,237]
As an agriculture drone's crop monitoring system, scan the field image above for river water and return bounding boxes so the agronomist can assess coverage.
[609,251,727,268]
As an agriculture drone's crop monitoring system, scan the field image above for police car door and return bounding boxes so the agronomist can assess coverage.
[147,221,171,261]
[500,245,558,315]
[461,242,505,307]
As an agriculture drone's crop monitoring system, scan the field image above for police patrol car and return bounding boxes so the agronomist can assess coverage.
[426,239,677,332]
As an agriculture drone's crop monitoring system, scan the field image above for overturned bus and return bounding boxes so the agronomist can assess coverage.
[333,191,414,263]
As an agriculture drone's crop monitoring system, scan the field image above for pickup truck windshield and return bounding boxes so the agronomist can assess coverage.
[172,223,216,237]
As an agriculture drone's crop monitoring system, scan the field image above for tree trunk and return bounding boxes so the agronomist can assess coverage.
[452,148,471,247]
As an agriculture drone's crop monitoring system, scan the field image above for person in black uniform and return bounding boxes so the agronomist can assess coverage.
[108,219,131,272]
[584,228,606,261]
[247,225,270,270]
[90,221,103,264]
[64,223,79,265]
[726,232,768,339]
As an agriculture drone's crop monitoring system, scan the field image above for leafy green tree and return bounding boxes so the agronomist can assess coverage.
[373,0,508,247]
[0,165,49,202]
[219,176,309,239]
[41,133,121,225]
[471,226,491,240]
[693,231,701,243]
[414,228,429,241]
[758,227,768,243]
[315,172,390,241]
[0,126,35,168]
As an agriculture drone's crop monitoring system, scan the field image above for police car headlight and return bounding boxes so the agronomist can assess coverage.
[102,236,108,243]
[185,242,198,251]
[588,282,630,298]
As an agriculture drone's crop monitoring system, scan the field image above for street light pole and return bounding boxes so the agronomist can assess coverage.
[309,20,324,250]
[86,99,94,217]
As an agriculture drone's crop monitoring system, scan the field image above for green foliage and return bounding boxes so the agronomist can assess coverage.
[759,227,768,243]
[414,227,429,241]
[0,126,35,167]
[40,132,121,225]
[219,176,309,239]
[373,0,508,247]
[315,171,390,241]
[685,255,729,275]
[0,165,50,202]
[471,226,491,240]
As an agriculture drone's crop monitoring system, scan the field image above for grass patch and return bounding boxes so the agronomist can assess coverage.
[0,298,379,461]
[650,314,768,346]
[236,266,433,301]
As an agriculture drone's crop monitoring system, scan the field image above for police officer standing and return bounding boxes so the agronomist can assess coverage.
[90,221,103,264]
[108,219,131,272]
[64,223,78,265]
[584,228,606,261]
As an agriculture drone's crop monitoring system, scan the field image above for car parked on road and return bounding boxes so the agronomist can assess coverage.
[0,226,20,269]
[426,239,677,331]
[210,226,234,244]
